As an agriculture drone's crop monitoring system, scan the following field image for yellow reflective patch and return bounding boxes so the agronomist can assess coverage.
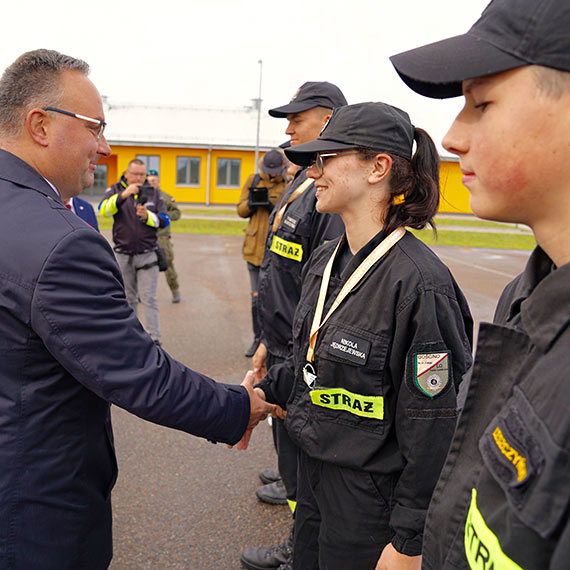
[310,387,383,420]
[492,426,527,482]
[270,235,303,262]
[287,499,296,514]
[465,489,523,570]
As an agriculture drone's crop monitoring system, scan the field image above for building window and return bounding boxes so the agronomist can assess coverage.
[176,157,201,186]
[84,164,108,196]
[136,154,160,174]
[217,158,241,187]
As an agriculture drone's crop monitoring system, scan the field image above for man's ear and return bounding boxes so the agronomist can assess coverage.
[368,153,392,184]
[320,113,332,130]
[25,109,50,147]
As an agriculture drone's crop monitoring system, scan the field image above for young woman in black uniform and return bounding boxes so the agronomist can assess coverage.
[251,102,473,570]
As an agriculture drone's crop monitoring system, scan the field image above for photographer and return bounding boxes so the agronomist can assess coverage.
[237,149,287,357]
[100,158,170,345]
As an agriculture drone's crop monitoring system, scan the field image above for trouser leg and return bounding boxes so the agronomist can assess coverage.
[267,351,298,507]
[134,251,161,342]
[160,235,179,293]
[275,418,298,504]
[316,458,395,570]
[115,252,138,316]
[246,262,260,341]
[292,450,320,570]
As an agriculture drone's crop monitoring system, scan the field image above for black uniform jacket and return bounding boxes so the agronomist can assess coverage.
[0,150,249,569]
[260,230,473,553]
[257,168,344,357]
[422,247,570,570]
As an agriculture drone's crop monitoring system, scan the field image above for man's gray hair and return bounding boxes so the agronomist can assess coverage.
[0,49,89,137]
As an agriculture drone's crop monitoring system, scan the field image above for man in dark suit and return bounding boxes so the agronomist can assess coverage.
[66,195,99,230]
[0,49,274,570]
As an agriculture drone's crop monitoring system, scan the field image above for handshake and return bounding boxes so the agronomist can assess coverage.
[233,370,280,451]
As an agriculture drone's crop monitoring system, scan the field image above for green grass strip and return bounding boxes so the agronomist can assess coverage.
[410,229,536,250]
[180,207,237,216]
[434,217,529,230]
[97,217,535,249]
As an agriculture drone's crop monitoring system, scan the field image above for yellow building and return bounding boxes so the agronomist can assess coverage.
[91,100,472,213]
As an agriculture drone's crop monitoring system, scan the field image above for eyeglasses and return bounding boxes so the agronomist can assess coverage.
[311,151,360,175]
[43,107,107,140]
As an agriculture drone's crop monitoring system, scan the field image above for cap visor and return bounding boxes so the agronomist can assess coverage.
[269,101,318,118]
[390,33,528,99]
[284,139,357,167]
[263,166,283,176]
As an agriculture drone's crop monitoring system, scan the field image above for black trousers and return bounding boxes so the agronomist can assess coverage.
[267,352,298,504]
[293,449,397,570]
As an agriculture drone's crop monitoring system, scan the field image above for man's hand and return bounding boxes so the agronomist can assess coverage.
[120,183,139,200]
[234,371,276,450]
[252,342,267,382]
[376,543,421,570]
[136,203,148,221]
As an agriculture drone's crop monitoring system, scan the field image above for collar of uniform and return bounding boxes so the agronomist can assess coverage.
[519,248,570,351]
[333,227,389,280]
[0,148,61,201]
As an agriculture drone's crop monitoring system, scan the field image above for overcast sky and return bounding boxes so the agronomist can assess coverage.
[3,0,490,152]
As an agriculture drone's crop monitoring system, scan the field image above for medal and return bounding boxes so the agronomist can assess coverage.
[303,363,317,388]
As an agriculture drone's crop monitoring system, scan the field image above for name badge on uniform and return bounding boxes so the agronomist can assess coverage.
[303,363,317,388]
[414,351,450,397]
[328,331,370,366]
[283,215,298,231]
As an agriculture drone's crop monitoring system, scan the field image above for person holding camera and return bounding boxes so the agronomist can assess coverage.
[237,149,288,358]
[100,158,170,345]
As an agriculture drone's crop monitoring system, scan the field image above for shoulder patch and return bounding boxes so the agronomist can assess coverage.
[414,351,450,397]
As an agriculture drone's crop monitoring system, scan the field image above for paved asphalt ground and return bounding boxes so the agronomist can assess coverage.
[103,231,530,570]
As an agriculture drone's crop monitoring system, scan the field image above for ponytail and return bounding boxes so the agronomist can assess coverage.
[380,127,440,235]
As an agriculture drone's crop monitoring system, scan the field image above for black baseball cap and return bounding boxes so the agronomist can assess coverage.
[262,149,286,176]
[390,0,570,99]
[284,102,414,167]
[268,82,347,118]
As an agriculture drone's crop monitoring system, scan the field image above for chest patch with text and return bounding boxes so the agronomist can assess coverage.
[328,331,370,365]
[283,215,299,231]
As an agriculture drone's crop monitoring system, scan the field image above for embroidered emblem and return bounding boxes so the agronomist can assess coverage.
[290,85,302,102]
[491,426,528,483]
[414,352,449,397]
[328,331,370,366]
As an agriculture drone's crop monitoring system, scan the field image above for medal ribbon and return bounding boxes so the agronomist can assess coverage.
[306,227,405,363]
[272,178,313,233]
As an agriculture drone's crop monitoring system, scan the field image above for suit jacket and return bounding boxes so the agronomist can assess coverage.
[71,195,99,230]
[0,149,249,569]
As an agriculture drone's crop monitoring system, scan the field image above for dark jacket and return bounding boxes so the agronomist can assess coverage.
[422,247,570,570]
[0,149,249,569]
[100,177,169,254]
[257,168,344,357]
[260,230,473,555]
[72,196,99,230]
[237,167,287,266]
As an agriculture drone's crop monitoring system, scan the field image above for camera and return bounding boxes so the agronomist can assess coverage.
[248,186,271,207]
[136,182,154,205]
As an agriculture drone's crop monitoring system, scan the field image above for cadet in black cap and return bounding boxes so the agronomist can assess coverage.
[245,101,473,570]
[391,0,570,569]
[241,81,347,570]
[237,150,288,357]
